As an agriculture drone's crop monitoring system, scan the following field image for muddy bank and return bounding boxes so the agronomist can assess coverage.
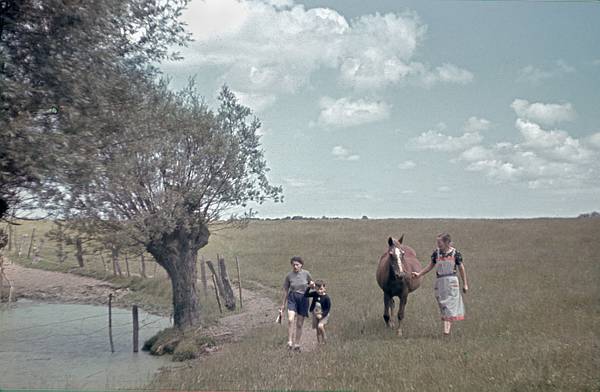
[2,262,137,308]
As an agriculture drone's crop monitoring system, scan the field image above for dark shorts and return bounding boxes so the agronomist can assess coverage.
[287,291,309,317]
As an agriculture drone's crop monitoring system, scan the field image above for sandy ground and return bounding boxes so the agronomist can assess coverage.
[2,262,126,305]
[209,281,319,352]
[2,262,318,352]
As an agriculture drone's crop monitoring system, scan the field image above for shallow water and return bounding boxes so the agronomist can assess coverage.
[0,300,173,390]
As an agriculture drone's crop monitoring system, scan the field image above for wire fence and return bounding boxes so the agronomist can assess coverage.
[1,304,169,350]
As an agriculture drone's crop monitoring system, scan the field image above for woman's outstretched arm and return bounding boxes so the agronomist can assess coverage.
[412,261,434,278]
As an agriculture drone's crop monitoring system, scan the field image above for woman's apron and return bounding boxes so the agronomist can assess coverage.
[433,248,465,321]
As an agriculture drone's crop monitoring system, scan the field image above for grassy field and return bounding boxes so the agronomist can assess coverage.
[5,218,600,391]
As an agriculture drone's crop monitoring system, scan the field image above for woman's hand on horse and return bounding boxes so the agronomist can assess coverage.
[411,271,420,278]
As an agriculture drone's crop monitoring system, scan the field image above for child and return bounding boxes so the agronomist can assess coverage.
[304,280,331,345]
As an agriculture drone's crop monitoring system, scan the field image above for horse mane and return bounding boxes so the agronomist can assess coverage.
[399,244,417,258]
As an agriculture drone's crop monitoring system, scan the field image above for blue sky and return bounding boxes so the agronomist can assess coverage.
[160,0,600,218]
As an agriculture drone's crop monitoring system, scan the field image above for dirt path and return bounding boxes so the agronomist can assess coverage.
[207,282,318,352]
[2,263,318,352]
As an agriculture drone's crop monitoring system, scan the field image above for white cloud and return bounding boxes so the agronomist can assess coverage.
[459,118,598,190]
[408,118,490,152]
[398,160,416,170]
[517,60,575,83]
[587,132,600,149]
[515,119,591,163]
[283,177,323,188]
[175,0,473,94]
[318,97,390,128]
[409,129,483,152]
[511,99,576,126]
[232,90,276,112]
[460,145,493,162]
[464,116,491,133]
[421,63,474,87]
[332,145,360,161]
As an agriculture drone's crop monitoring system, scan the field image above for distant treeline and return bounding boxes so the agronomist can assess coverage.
[250,215,370,221]
[577,211,600,218]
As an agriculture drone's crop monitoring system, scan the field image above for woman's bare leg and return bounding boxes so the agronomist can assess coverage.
[287,310,296,347]
[294,315,305,346]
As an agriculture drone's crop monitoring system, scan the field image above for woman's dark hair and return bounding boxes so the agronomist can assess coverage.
[290,256,304,265]
[437,232,451,244]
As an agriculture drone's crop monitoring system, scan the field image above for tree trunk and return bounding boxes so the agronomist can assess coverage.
[75,237,84,267]
[146,224,209,329]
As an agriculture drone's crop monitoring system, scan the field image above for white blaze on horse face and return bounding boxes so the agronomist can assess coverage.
[393,247,404,273]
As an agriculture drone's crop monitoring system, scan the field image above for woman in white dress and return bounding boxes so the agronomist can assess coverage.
[412,233,469,336]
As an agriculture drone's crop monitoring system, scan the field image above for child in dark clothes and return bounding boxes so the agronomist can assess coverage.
[304,280,331,345]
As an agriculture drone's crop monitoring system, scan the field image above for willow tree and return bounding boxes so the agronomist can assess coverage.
[0,0,190,219]
[60,82,282,328]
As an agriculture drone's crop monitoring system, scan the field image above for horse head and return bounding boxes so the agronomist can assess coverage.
[387,235,405,278]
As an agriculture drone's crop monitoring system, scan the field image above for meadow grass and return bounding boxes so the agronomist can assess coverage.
[152,218,600,391]
[5,218,599,391]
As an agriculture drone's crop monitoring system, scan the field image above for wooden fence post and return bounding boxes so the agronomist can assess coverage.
[218,257,236,310]
[16,235,23,257]
[0,256,14,305]
[7,224,12,252]
[132,305,139,353]
[108,293,114,353]
[139,254,147,278]
[125,255,131,277]
[207,259,235,310]
[75,237,84,267]
[200,256,208,298]
[211,274,223,314]
[100,254,108,275]
[0,257,4,302]
[235,256,243,309]
[27,228,35,259]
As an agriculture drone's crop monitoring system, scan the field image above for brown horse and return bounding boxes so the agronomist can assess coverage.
[376,235,423,336]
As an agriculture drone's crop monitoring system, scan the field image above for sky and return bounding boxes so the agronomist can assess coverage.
[159,0,600,218]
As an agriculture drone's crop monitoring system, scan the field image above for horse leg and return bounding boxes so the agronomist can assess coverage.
[383,292,393,328]
[396,288,408,336]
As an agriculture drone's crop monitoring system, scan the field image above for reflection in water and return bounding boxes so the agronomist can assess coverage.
[0,300,172,390]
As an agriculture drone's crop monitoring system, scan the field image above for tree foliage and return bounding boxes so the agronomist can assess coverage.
[0,0,191,218]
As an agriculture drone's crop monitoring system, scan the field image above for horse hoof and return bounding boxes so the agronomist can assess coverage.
[396,328,403,337]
